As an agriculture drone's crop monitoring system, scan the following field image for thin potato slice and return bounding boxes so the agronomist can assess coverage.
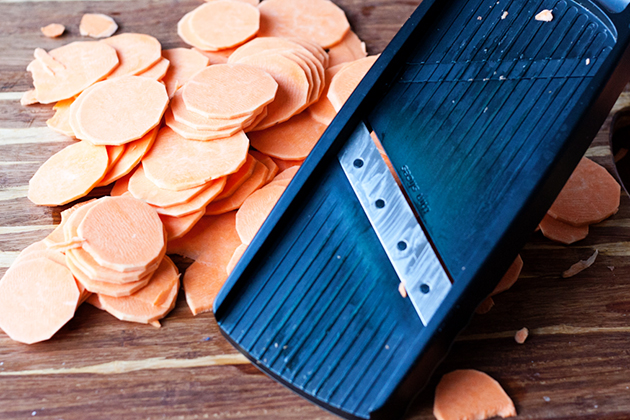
[74,76,168,146]
[28,141,109,206]
[27,41,119,104]
[102,33,162,78]
[142,127,249,190]
[78,196,165,272]
[188,1,260,51]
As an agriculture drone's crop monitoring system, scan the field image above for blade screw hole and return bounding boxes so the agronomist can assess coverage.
[353,159,364,168]
[375,199,385,208]
[420,284,430,294]
[397,241,407,251]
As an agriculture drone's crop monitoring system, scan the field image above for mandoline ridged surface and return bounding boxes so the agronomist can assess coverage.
[370,0,615,282]
[220,163,424,418]
[218,0,617,418]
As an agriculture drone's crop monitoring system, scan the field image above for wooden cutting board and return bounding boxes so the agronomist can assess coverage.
[1,1,630,419]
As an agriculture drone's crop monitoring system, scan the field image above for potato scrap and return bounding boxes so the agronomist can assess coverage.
[80,13,118,38]
[515,327,529,344]
[562,250,598,278]
[434,370,516,420]
[41,23,65,38]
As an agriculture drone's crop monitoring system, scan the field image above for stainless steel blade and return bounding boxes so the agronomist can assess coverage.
[338,122,452,325]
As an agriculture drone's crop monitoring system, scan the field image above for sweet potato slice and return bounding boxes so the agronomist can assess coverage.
[78,196,165,272]
[161,48,209,97]
[249,150,279,182]
[491,255,523,296]
[328,31,367,67]
[188,1,260,51]
[41,23,65,38]
[328,55,379,112]
[102,33,162,78]
[164,108,249,141]
[92,256,180,325]
[46,98,75,137]
[267,166,298,188]
[73,76,168,146]
[178,212,242,314]
[67,256,151,297]
[215,154,257,201]
[226,243,247,275]
[170,90,258,132]
[434,370,516,420]
[177,12,213,52]
[160,210,205,241]
[129,166,208,208]
[539,214,589,245]
[21,89,39,106]
[97,127,158,186]
[152,177,226,217]
[272,157,304,172]
[258,0,350,48]
[547,157,620,226]
[142,127,249,191]
[138,57,170,81]
[111,173,131,196]
[0,257,80,344]
[235,184,286,244]
[194,47,236,65]
[28,140,109,206]
[228,37,313,64]
[205,160,269,215]
[308,64,344,125]
[80,13,118,39]
[237,54,309,129]
[27,41,119,104]
[183,64,278,120]
[249,111,327,160]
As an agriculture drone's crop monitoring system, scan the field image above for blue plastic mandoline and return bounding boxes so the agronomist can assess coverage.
[214,0,630,418]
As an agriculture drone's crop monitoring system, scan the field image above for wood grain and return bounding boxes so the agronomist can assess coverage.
[1,1,630,419]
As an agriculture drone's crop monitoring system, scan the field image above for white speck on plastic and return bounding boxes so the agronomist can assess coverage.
[499,75,506,80]
[477,16,482,20]
[543,396,551,402]
[586,58,590,65]
[501,11,508,19]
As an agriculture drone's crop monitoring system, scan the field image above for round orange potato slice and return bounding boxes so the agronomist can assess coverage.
[129,165,208,208]
[249,110,327,160]
[170,90,256,132]
[0,257,80,344]
[138,57,170,81]
[183,63,278,120]
[28,140,109,206]
[74,76,168,146]
[237,54,309,130]
[258,0,350,48]
[67,255,151,297]
[78,196,165,272]
[235,184,286,244]
[101,33,162,78]
[27,41,119,104]
[142,127,249,190]
[162,48,209,97]
[188,1,260,51]
[328,55,379,112]
[327,31,367,67]
[547,157,620,226]
[46,98,75,137]
[94,256,180,325]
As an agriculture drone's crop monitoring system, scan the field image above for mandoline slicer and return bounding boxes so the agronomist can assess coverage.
[214,0,630,418]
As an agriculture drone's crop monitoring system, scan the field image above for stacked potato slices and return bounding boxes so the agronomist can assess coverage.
[228,37,329,130]
[166,64,278,139]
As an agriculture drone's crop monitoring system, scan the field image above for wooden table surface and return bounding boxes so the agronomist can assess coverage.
[2,0,630,419]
